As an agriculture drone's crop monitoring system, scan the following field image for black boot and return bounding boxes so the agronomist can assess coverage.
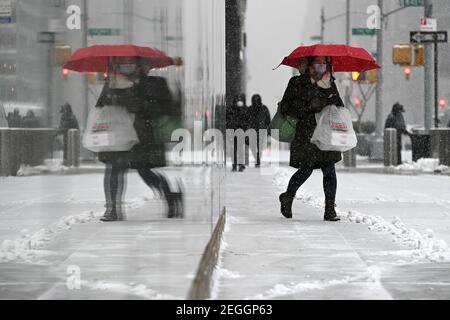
[279,192,294,219]
[166,193,177,219]
[324,200,340,222]
[100,208,119,222]
[232,165,237,172]
[238,165,246,172]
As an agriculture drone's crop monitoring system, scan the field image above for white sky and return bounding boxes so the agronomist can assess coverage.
[245,0,321,116]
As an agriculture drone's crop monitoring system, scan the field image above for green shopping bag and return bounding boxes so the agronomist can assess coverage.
[152,115,183,144]
[269,111,297,143]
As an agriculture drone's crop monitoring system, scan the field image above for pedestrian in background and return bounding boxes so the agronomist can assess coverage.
[227,94,250,172]
[58,103,80,165]
[248,94,271,167]
[384,102,411,165]
[0,103,8,128]
[21,110,39,128]
[7,108,21,128]
[278,56,343,222]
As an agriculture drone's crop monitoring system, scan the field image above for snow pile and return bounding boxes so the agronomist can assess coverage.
[17,159,69,176]
[84,280,180,300]
[341,211,449,262]
[272,167,450,263]
[395,158,449,173]
[0,211,99,264]
[247,269,382,300]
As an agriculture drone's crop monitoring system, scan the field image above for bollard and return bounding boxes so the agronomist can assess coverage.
[67,129,80,167]
[343,149,356,167]
[0,129,11,176]
[431,128,450,166]
[9,128,22,176]
[384,128,397,167]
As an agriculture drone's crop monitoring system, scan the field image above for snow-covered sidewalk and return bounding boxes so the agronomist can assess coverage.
[0,167,217,299]
[215,167,450,300]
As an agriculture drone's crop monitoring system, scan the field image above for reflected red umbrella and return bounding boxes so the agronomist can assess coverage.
[278,44,380,72]
[64,44,178,73]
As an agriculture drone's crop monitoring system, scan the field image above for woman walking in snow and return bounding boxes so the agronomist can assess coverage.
[278,56,343,221]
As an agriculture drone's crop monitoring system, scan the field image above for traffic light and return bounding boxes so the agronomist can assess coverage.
[414,44,424,67]
[55,45,72,66]
[393,44,412,66]
[62,68,70,79]
[351,70,377,84]
[367,70,377,84]
[439,98,447,108]
[393,43,424,67]
[351,72,360,81]
[404,67,412,80]
[87,73,96,84]
[352,97,361,106]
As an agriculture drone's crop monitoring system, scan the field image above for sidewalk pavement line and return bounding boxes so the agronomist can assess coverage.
[188,207,226,300]
[326,224,395,300]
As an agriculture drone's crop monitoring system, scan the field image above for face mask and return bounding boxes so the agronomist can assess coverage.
[117,64,137,76]
[313,64,328,77]
[237,101,244,107]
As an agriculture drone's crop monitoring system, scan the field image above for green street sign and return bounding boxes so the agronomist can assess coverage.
[310,36,322,41]
[88,28,121,36]
[399,0,424,7]
[352,28,376,36]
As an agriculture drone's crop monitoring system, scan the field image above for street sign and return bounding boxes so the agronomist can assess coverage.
[0,0,11,24]
[352,28,376,36]
[399,0,424,7]
[420,18,437,32]
[37,32,55,43]
[410,31,448,43]
[88,28,121,36]
[310,35,322,41]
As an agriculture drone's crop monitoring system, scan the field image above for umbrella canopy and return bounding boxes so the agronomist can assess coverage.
[279,44,380,72]
[63,45,177,73]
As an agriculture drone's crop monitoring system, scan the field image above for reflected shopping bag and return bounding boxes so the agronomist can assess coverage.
[311,105,357,152]
[83,105,139,152]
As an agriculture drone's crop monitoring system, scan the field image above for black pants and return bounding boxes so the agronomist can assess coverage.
[104,160,170,218]
[233,136,246,168]
[286,163,337,202]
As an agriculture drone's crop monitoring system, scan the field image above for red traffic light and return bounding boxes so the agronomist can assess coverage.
[439,98,447,108]
[352,97,361,106]
[404,67,412,80]
[62,68,70,77]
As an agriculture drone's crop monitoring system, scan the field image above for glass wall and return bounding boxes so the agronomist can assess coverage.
[0,0,226,299]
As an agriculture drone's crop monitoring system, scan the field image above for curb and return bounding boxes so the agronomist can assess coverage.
[188,207,226,300]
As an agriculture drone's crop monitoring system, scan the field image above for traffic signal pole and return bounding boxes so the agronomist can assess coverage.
[424,0,433,131]
[434,38,439,128]
[375,0,384,138]
[345,0,350,108]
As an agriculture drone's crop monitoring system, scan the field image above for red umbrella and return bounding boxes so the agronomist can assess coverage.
[63,44,178,73]
[278,44,380,72]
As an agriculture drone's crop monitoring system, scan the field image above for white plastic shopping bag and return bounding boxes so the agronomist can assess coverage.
[311,105,357,152]
[83,105,139,152]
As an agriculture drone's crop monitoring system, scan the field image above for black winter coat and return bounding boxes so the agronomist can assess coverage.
[384,112,407,135]
[248,104,271,132]
[95,76,174,169]
[226,105,250,131]
[280,75,343,169]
